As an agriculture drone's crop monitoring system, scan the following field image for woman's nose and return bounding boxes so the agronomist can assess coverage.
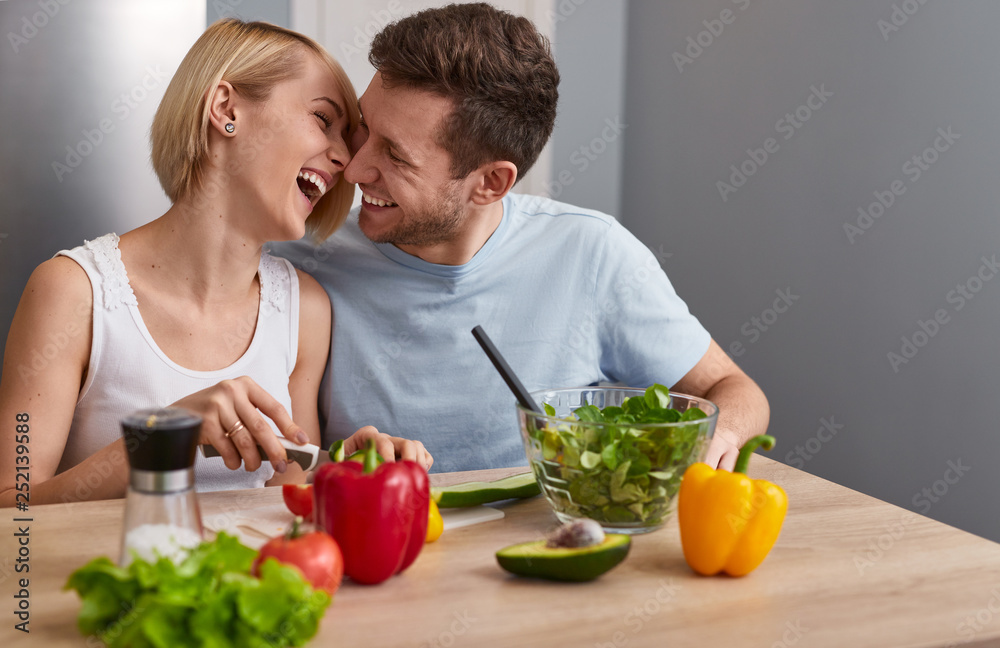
[329,133,352,171]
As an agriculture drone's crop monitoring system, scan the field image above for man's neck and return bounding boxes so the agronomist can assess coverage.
[396,200,505,266]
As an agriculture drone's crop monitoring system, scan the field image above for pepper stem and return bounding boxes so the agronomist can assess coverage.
[363,438,380,474]
[287,516,302,540]
[733,435,776,474]
[329,439,346,462]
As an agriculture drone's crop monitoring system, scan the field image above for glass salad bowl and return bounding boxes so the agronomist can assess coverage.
[518,386,717,534]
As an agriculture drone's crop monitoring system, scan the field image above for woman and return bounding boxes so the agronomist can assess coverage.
[0,19,430,507]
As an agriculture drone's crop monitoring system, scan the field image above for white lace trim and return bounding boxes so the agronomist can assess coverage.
[258,252,288,314]
[83,233,286,314]
[85,233,137,310]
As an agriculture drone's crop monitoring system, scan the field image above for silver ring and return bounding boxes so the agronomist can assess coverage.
[225,420,246,438]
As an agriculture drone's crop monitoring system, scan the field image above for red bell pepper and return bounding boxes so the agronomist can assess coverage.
[313,439,430,585]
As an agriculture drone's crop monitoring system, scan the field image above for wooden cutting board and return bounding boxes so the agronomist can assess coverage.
[204,503,505,548]
[440,505,504,530]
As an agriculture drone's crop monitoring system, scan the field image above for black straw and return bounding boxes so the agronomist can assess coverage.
[471,325,544,414]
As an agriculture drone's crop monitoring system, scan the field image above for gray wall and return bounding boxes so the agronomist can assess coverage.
[0,0,286,371]
[622,0,1000,541]
[208,0,288,26]
[3,0,994,544]
[549,0,627,217]
[0,0,204,369]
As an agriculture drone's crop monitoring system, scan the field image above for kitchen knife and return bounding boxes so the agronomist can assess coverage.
[199,436,320,471]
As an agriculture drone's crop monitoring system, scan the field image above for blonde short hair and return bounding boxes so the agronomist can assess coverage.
[151,18,359,241]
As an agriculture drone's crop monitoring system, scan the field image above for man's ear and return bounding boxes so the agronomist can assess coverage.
[206,80,239,136]
[470,161,517,205]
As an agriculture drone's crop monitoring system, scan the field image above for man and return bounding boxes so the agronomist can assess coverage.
[273,3,768,473]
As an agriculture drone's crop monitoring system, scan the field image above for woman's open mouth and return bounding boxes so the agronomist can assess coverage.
[297,169,329,206]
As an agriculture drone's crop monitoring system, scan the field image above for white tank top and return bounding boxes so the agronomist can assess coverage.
[55,233,300,492]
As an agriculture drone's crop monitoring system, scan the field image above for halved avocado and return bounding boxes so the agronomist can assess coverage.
[496,534,631,582]
[432,472,540,508]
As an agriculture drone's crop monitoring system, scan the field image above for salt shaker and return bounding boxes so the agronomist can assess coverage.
[119,407,204,566]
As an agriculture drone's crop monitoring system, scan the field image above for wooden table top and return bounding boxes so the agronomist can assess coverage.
[5,456,1000,647]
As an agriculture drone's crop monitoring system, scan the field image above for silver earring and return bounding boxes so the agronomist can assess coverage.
[225,123,235,133]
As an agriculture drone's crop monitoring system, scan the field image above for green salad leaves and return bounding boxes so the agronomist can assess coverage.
[64,532,330,648]
[529,384,711,527]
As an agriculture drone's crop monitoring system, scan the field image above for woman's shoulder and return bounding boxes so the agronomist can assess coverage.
[294,268,331,313]
[55,233,137,311]
[56,232,121,265]
[27,255,94,305]
[12,256,94,352]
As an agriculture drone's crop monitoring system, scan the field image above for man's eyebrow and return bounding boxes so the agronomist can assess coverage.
[313,96,344,119]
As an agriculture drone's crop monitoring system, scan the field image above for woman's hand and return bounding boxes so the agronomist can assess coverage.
[342,426,434,471]
[173,376,306,474]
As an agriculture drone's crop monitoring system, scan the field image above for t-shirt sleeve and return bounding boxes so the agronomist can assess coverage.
[594,220,711,388]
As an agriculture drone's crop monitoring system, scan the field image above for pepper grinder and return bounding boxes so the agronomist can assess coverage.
[119,407,204,566]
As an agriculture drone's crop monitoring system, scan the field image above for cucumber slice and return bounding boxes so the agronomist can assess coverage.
[496,534,631,582]
[432,472,540,508]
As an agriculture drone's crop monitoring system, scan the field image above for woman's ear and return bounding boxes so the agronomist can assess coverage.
[470,161,517,206]
[207,80,238,136]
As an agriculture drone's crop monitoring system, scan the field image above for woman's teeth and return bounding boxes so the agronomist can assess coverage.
[363,192,397,207]
[297,170,327,199]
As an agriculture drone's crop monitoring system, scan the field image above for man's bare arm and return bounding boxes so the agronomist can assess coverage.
[671,339,770,471]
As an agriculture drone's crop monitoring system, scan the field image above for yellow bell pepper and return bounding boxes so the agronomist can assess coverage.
[426,499,444,543]
[678,435,787,576]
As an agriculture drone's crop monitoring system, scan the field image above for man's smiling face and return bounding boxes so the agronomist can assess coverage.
[344,72,470,249]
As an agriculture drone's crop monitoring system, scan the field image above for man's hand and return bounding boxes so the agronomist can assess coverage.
[703,428,741,472]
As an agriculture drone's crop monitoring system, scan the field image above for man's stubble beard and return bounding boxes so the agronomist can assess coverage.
[360,184,465,247]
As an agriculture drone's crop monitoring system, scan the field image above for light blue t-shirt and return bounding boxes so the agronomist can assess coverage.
[270,193,711,473]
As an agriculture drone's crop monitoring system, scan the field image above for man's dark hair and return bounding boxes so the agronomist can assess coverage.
[369,2,559,180]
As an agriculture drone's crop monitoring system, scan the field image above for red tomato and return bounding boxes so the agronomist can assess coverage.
[282,484,314,522]
[253,529,344,595]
